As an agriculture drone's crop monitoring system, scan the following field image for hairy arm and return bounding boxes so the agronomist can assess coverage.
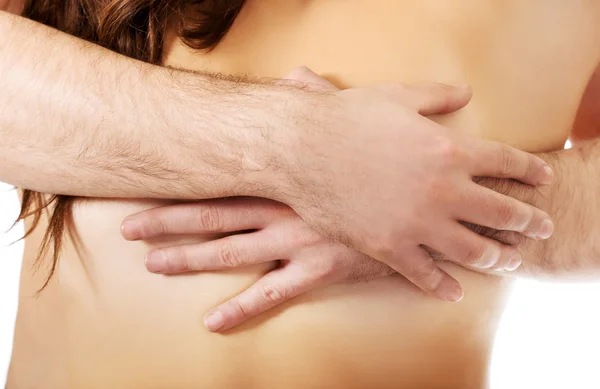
[0,11,293,199]
[473,149,594,279]
[1,10,557,289]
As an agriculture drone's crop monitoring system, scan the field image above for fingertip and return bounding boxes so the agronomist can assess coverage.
[120,219,140,240]
[454,84,473,103]
[504,253,523,271]
[538,164,554,185]
[523,212,554,240]
[145,250,166,274]
[436,277,464,302]
[536,218,555,240]
[434,82,471,95]
[448,83,472,96]
[204,311,225,332]
[437,82,473,112]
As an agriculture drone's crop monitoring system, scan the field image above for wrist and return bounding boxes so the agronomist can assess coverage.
[255,86,343,206]
[252,85,343,206]
[240,85,317,203]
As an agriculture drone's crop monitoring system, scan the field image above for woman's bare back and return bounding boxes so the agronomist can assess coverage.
[8,1,600,388]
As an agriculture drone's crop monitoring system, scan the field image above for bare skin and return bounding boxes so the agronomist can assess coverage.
[126,67,600,332]
[7,2,600,389]
[0,7,556,297]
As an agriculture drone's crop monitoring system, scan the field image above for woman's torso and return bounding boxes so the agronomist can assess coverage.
[8,1,600,388]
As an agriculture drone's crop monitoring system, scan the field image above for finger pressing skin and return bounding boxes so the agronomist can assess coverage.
[402,82,473,116]
[428,223,522,271]
[280,66,339,91]
[145,229,291,274]
[385,245,463,302]
[203,266,317,332]
[457,184,554,239]
[470,140,553,186]
[121,198,287,240]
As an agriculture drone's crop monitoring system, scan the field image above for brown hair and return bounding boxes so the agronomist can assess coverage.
[19,0,245,291]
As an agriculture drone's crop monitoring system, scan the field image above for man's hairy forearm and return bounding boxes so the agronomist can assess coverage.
[0,11,294,199]
[535,140,600,278]
[474,141,600,279]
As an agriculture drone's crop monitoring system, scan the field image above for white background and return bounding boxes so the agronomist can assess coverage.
[1,180,600,388]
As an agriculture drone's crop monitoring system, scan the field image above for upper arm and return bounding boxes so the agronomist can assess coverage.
[572,62,600,142]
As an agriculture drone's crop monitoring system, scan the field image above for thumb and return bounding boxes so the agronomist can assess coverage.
[280,66,339,92]
[403,82,473,116]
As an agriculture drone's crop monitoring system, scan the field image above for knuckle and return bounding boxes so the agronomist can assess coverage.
[495,198,516,228]
[172,249,189,271]
[496,246,516,268]
[196,206,223,231]
[521,208,537,232]
[436,138,463,166]
[462,242,486,266]
[218,240,241,268]
[408,262,438,290]
[147,215,168,237]
[371,233,397,261]
[314,257,340,282]
[524,156,537,177]
[259,284,286,304]
[230,299,251,319]
[498,147,516,177]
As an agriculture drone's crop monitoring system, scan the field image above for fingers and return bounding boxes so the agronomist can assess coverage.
[145,229,290,273]
[470,140,553,186]
[203,266,315,332]
[121,198,289,240]
[386,245,463,302]
[429,224,522,271]
[396,83,473,116]
[458,184,554,239]
[280,66,339,91]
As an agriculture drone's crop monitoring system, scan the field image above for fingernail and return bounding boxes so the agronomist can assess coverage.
[473,246,500,269]
[145,251,167,273]
[438,281,464,302]
[504,254,522,271]
[540,165,554,185]
[204,311,225,332]
[537,219,554,240]
[121,219,141,240]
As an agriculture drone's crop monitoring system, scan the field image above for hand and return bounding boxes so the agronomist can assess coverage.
[122,197,396,332]
[274,67,555,297]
